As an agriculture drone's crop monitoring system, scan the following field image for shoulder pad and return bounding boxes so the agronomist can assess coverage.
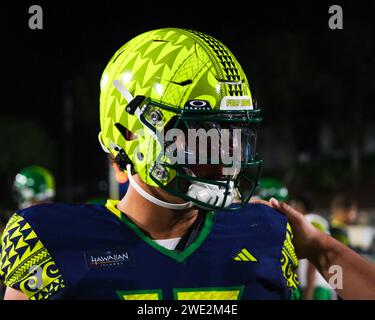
[0,213,65,299]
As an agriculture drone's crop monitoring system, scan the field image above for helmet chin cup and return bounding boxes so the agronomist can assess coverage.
[186,181,235,210]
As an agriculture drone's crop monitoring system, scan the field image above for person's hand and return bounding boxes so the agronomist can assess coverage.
[267,198,375,300]
[269,197,321,259]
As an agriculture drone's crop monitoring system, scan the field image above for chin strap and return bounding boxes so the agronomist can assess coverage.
[126,164,194,210]
[126,164,235,210]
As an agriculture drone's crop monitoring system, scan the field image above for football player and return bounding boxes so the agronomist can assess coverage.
[0,28,298,300]
[12,166,55,210]
[329,193,358,247]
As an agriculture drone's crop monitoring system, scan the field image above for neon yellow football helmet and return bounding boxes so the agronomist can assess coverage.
[99,28,262,210]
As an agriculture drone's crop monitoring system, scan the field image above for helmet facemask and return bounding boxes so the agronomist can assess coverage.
[125,99,263,211]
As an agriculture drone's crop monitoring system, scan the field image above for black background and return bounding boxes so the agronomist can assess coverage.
[0,0,374,209]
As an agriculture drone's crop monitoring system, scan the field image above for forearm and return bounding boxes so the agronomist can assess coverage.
[308,231,375,300]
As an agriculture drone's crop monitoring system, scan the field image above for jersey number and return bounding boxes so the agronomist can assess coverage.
[116,286,244,300]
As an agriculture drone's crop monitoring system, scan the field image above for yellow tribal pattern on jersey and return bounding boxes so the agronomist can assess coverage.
[281,223,299,290]
[0,213,65,300]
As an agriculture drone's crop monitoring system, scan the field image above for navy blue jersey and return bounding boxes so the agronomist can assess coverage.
[0,200,298,300]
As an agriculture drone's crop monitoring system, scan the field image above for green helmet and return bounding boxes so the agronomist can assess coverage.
[13,166,55,209]
[99,28,262,211]
[255,178,289,202]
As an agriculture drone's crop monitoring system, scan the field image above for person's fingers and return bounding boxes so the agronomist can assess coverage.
[269,197,279,208]
[269,197,304,223]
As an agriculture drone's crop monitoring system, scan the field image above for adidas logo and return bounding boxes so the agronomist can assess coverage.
[233,248,258,262]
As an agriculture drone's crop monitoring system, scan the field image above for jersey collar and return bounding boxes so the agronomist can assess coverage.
[104,199,215,263]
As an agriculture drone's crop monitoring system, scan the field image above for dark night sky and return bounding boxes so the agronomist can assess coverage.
[0,0,374,206]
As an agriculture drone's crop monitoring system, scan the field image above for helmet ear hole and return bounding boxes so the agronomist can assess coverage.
[115,123,137,141]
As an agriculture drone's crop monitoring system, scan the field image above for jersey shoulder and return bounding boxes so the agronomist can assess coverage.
[0,202,114,299]
[218,203,289,236]
[0,211,65,299]
[16,202,116,236]
[218,203,299,292]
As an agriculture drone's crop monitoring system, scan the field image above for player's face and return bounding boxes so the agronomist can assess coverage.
[188,164,240,180]
[166,121,243,199]
[171,119,253,178]
[345,205,357,225]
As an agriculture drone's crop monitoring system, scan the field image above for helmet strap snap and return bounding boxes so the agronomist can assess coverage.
[109,142,133,172]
